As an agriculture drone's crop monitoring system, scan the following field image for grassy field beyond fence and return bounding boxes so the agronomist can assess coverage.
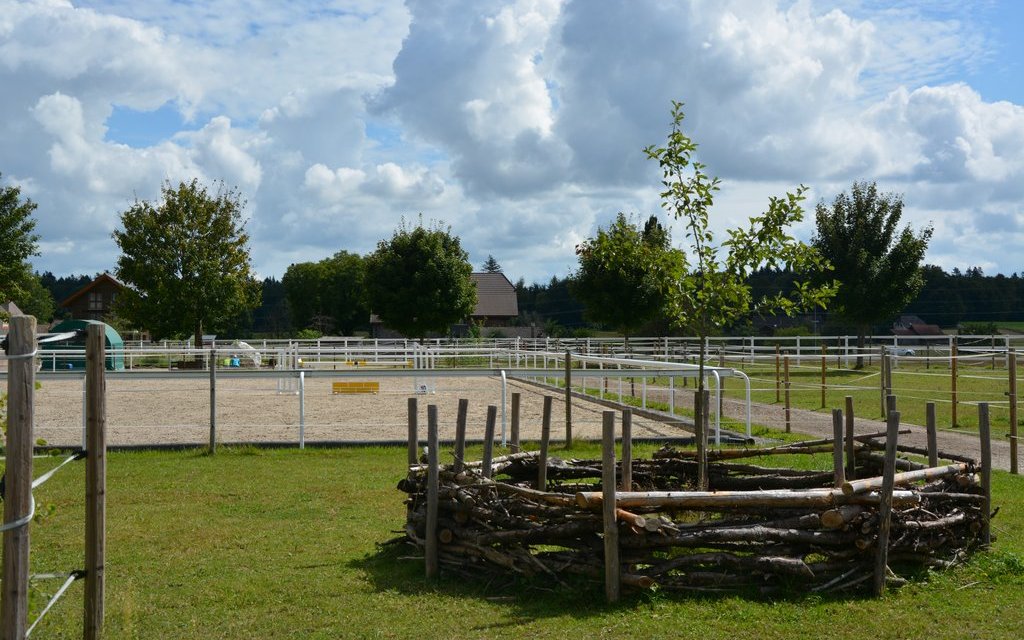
[17,443,1024,639]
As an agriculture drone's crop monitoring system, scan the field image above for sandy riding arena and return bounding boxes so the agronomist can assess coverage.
[32,373,690,448]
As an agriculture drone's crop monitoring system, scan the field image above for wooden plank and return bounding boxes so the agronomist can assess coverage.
[564,351,572,446]
[601,411,620,603]
[209,349,217,454]
[331,381,380,394]
[832,409,845,489]
[926,402,938,468]
[845,396,856,480]
[84,323,107,640]
[1010,350,1018,475]
[2,315,35,640]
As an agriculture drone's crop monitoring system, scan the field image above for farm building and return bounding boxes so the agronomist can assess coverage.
[60,272,125,321]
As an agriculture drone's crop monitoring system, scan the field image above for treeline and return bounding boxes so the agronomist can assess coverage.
[35,264,1024,339]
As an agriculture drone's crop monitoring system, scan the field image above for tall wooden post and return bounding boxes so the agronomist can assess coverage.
[1010,349,1018,475]
[873,409,900,597]
[538,396,552,491]
[453,398,468,473]
[406,398,418,467]
[2,315,35,640]
[831,409,845,488]
[564,351,573,447]
[926,402,938,468]
[209,349,217,454]
[510,392,521,454]
[951,341,959,428]
[84,324,107,640]
[425,405,440,579]
[775,345,781,403]
[979,403,992,547]
[783,355,791,433]
[879,346,887,418]
[482,406,497,479]
[844,396,856,480]
[820,343,827,409]
[601,411,620,603]
[621,409,632,491]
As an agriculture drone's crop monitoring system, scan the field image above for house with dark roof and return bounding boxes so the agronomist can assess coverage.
[369,272,522,338]
[60,273,125,321]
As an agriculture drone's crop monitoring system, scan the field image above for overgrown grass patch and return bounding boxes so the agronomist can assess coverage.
[17,442,1024,638]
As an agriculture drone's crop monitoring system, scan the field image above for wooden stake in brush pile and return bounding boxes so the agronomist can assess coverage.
[396,440,991,595]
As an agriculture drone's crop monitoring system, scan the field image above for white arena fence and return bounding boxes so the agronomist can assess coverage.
[7,348,753,449]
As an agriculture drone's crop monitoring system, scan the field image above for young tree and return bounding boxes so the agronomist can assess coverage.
[0,174,43,307]
[645,101,834,487]
[572,213,682,345]
[481,254,502,273]
[365,219,477,340]
[813,181,932,367]
[113,179,261,346]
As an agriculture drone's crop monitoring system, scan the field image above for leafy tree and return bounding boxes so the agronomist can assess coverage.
[17,274,55,322]
[572,213,682,345]
[644,101,834,487]
[113,179,261,347]
[813,181,932,367]
[482,254,502,273]
[365,219,477,339]
[283,252,367,335]
[0,174,43,308]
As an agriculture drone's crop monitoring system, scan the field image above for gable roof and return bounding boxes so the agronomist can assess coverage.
[60,273,125,308]
[471,272,518,318]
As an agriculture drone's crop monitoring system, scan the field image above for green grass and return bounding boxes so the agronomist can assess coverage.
[17,443,1024,638]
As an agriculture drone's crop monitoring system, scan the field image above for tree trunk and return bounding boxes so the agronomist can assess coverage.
[194,321,203,363]
[856,328,866,369]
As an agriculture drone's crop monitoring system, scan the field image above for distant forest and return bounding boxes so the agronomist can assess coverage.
[39,264,1024,338]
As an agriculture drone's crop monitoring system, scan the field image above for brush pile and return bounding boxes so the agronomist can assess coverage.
[397,436,991,594]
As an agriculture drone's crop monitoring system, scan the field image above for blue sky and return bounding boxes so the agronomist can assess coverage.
[2,0,1023,285]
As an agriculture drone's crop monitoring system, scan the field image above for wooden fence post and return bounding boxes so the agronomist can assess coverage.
[209,349,217,454]
[1009,349,1018,475]
[621,409,632,491]
[482,406,496,479]
[775,344,781,403]
[979,403,992,547]
[601,411,620,603]
[873,409,900,597]
[538,396,552,490]
[926,402,938,468]
[844,396,856,480]
[564,351,573,447]
[2,315,35,640]
[832,409,845,488]
[783,355,791,433]
[407,397,418,467]
[84,323,107,640]
[879,346,887,418]
[510,392,521,454]
[820,344,827,409]
[425,405,440,579]
[951,341,959,428]
[453,398,468,473]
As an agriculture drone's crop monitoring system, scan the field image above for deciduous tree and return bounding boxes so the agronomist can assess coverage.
[0,174,45,310]
[365,220,476,340]
[645,101,834,487]
[812,181,932,367]
[572,213,681,345]
[113,179,261,346]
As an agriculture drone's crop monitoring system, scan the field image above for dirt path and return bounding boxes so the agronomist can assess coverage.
[720,396,1013,471]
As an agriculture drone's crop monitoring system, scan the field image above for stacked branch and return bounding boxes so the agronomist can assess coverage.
[398,442,990,595]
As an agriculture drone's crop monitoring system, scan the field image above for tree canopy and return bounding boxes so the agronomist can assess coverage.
[0,174,48,314]
[283,251,367,335]
[482,255,502,273]
[812,181,932,362]
[572,213,681,342]
[113,179,261,345]
[644,101,834,486]
[365,220,477,339]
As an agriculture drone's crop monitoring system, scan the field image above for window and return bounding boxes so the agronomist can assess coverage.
[88,292,102,311]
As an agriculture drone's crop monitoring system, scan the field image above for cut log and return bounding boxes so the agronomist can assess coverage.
[842,464,969,496]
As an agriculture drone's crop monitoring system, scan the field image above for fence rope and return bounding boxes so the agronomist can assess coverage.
[25,571,84,637]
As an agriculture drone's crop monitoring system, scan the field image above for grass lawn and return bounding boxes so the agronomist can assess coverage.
[20,443,1024,639]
